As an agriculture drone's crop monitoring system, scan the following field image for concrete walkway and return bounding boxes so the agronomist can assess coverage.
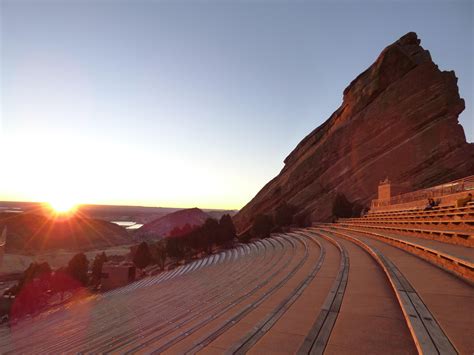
[354,235,474,354]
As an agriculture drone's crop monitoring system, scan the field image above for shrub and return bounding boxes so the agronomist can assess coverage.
[294,212,311,227]
[150,240,167,270]
[332,193,353,219]
[218,214,236,247]
[133,242,152,269]
[251,214,274,239]
[166,236,185,262]
[67,253,89,286]
[201,218,220,253]
[237,230,252,244]
[90,252,107,286]
[274,202,296,227]
[332,193,364,219]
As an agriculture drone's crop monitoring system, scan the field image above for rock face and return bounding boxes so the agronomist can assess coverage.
[234,32,474,232]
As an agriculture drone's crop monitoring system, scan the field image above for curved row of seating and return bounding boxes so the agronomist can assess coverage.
[332,225,472,352]
[337,204,474,247]
[339,222,473,247]
[356,206,474,221]
[0,236,301,353]
[314,226,462,354]
[123,235,306,354]
[0,223,472,353]
[342,215,474,229]
[78,239,289,354]
[367,202,474,218]
[179,232,325,354]
[295,230,349,354]
[63,241,278,354]
[103,243,254,297]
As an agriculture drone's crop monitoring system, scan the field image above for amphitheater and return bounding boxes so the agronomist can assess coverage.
[0,177,473,354]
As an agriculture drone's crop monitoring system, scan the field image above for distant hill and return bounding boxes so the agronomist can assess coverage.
[0,201,238,226]
[206,209,238,220]
[0,212,131,253]
[77,205,181,224]
[136,208,210,239]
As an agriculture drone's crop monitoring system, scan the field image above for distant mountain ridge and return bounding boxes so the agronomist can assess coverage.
[136,207,210,238]
[0,201,238,225]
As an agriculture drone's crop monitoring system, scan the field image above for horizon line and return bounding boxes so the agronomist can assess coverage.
[0,199,240,212]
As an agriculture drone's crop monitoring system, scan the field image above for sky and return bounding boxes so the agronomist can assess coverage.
[0,0,472,210]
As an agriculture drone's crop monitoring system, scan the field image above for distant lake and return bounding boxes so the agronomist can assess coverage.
[111,221,143,230]
[0,207,23,213]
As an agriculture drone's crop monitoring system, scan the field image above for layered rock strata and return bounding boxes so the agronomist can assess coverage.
[234,32,474,232]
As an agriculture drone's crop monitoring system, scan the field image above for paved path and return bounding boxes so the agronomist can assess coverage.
[374,230,474,263]
[338,225,474,263]
[244,232,339,354]
[320,232,416,354]
[354,235,474,354]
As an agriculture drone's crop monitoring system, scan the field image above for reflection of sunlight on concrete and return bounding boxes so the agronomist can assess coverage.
[81,297,140,351]
[8,273,94,352]
[5,270,143,353]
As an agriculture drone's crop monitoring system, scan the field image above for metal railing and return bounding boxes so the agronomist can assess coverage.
[372,175,474,208]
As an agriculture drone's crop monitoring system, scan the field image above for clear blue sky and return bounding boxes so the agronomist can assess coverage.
[0,0,472,209]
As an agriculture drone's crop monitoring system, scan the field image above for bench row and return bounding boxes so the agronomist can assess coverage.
[337,218,474,232]
[367,202,474,217]
[336,222,474,247]
[0,235,312,353]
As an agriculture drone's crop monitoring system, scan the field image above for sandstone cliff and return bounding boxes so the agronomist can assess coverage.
[234,32,474,232]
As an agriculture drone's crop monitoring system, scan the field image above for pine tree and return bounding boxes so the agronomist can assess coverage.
[251,214,274,239]
[152,240,167,270]
[91,252,107,286]
[133,241,152,269]
[274,203,296,227]
[219,214,236,246]
[67,253,89,286]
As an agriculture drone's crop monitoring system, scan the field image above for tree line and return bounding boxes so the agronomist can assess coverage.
[3,195,363,321]
[241,202,301,242]
[243,195,367,242]
[2,251,108,321]
[2,214,237,321]
[133,214,237,269]
[1,206,313,322]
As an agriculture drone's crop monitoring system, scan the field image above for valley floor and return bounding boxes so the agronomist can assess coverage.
[1,244,133,275]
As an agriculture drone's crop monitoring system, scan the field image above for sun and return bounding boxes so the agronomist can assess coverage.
[48,199,77,214]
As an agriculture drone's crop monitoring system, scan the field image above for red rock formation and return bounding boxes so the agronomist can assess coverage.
[234,32,474,232]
